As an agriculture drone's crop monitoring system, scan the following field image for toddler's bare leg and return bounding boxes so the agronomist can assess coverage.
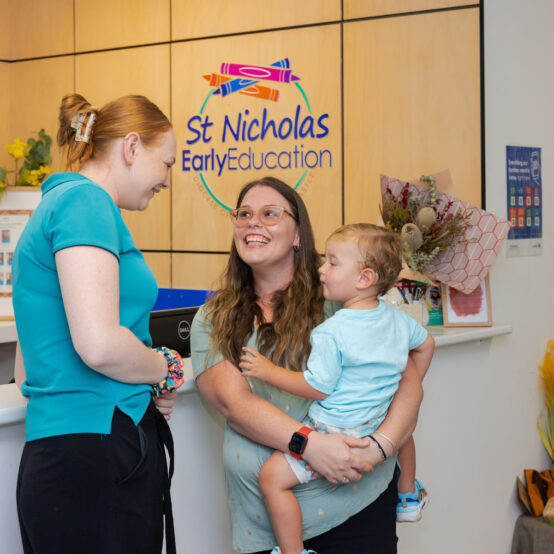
[398,435,416,493]
[259,451,304,554]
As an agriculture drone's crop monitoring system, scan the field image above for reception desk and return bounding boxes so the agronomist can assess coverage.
[0,324,512,553]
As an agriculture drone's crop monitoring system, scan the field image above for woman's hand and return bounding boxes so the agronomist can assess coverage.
[153,390,177,420]
[302,432,373,484]
[350,440,387,468]
[239,347,276,382]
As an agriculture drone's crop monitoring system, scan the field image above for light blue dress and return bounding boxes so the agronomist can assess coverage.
[191,302,398,553]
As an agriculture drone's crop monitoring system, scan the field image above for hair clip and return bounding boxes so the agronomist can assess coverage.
[70,108,97,143]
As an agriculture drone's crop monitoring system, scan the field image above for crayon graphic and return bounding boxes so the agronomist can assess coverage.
[212,58,290,97]
[203,73,232,87]
[239,84,279,102]
[203,74,279,101]
[220,62,299,84]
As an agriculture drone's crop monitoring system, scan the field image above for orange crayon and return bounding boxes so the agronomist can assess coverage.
[203,73,232,87]
[202,73,279,102]
[240,84,279,102]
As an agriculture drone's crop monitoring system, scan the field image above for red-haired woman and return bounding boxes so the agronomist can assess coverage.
[13,94,179,553]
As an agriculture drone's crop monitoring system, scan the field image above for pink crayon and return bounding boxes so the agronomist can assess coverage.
[220,62,299,84]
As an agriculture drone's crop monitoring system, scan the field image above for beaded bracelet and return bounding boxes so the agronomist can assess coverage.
[151,346,185,397]
[368,434,388,462]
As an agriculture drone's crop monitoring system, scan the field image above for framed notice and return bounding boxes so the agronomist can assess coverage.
[0,209,33,318]
[441,277,492,327]
[506,145,542,257]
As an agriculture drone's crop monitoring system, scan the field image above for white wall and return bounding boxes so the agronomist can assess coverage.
[398,1,554,552]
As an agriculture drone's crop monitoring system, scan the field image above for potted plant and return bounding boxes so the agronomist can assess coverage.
[0,129,52,200]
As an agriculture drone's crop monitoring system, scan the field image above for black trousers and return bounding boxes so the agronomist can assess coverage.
[16,402,175,554]
[253,466,399,554]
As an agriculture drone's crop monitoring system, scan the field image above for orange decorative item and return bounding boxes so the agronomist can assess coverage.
[524,469,554,517]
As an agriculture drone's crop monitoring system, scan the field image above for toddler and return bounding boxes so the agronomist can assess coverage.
[239,223,435,554]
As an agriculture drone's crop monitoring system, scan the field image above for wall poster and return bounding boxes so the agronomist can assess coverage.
[506,145,542,258]
[0,209,33,318]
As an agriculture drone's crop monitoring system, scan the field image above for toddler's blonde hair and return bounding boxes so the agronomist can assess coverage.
[327,223,403,296]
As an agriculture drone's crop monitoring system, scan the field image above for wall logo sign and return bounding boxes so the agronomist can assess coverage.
[182,58,333,210]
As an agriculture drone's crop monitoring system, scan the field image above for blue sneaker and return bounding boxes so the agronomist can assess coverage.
[396,478,428,522]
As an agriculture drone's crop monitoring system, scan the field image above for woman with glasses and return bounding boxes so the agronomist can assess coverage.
[191,176,423,553]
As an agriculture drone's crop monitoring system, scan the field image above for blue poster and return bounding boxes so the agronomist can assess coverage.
[506,145,542,257]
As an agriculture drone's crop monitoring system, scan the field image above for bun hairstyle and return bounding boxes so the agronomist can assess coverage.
[57,93,172,169]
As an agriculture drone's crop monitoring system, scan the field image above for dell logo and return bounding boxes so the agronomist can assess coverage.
[178,320,191,341]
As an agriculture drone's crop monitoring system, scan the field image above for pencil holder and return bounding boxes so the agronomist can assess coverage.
[397,302,425,326]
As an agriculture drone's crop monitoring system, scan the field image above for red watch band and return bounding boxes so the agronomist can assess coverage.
[288,426,313,460]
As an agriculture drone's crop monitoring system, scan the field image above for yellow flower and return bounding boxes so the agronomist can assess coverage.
[39,165,51,177]
[6,138,27,160]
[26,169,41,187]
[20,165,51,187]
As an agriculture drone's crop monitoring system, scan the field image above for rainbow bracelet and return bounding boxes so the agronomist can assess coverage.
[152,346,185,397]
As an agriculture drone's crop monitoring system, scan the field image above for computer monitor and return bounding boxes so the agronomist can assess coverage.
[149,306,199,358]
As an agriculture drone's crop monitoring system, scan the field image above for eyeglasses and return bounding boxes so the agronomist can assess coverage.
[229,205,296,227]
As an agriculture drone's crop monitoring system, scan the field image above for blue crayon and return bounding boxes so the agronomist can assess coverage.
[213,58,290,97]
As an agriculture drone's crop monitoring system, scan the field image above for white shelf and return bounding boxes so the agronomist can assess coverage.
[0,383,27,426]
[429,324,512,347]
[0,358,196,427]
[0,321,17,344]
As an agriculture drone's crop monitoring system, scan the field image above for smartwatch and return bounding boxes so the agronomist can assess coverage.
[288,426,313,460]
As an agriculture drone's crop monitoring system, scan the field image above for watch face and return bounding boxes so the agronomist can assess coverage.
[289,432,307,455]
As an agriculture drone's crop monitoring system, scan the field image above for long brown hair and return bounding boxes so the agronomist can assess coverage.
[57,93,172,169]
[206,176,324,372]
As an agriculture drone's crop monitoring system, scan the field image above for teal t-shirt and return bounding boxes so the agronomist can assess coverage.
[191,301,397,553]
[13,173,156,441]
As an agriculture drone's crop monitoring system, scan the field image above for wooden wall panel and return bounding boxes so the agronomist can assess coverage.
[0,5,9,59]
[171,25,342,253]
[9,58,74,174]
[75,45,171,250]
[172,253,228,291]
[172,0,340,40]
[344,9,481,226]
[3,3,482,287]
[0,63,10,170]
[143,252,171,287]
[75,0,170,52]
[7,0,73,60]
[344,0,476,19]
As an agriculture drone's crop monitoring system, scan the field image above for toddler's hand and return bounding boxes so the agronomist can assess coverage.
[239,347,275,381]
